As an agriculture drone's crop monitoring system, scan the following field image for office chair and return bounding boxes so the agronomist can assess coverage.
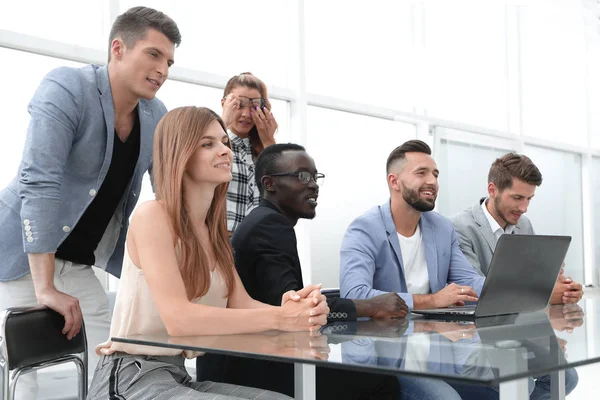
[0,306,87,400]
[322,288,340,300]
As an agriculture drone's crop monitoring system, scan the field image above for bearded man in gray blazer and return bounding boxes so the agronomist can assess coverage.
[451,152,582,399]
[450,152,583,305]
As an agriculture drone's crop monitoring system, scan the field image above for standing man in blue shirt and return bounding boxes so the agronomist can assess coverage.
[0,7,180,398]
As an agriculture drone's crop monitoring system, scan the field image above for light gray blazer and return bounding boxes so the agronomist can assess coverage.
[450,198,535,276]
[0,64,167,281]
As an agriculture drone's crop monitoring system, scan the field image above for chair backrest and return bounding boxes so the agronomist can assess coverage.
[322,288,340,300]
[3,307,86,370]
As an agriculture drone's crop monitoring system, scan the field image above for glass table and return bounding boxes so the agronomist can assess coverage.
[112,299,598,400]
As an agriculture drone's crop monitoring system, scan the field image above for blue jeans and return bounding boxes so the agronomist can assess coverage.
[430,368,578,400]
[530,368,579,400]
[397,376,499,400]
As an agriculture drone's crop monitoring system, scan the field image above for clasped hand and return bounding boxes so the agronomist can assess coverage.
[280,284,329,332]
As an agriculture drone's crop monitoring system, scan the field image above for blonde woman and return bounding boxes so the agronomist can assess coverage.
[87,107,328,399]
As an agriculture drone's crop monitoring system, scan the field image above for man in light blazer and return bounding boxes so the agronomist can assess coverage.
[0,7,180,397]
[340,140,489,399]
[450,153,583,305]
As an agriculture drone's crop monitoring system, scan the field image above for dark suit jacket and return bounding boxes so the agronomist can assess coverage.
[198,200,395,398]
[232,199,356,320]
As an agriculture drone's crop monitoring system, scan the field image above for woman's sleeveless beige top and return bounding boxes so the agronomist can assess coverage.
[96,247,228,359]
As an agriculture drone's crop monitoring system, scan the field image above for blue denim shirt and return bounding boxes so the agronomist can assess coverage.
[0,64,167,281]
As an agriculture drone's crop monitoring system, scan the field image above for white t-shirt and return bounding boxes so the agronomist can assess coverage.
[397,225,430,295]
[398,225,431,371]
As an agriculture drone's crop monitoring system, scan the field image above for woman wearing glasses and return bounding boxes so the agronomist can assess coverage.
[87,107,328,400]
[221,72,279,234]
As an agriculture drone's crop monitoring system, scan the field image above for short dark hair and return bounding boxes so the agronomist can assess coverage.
[386,140,432,173]
[108,6,181,61]
[488,153,543,191]
[255,143,306,197]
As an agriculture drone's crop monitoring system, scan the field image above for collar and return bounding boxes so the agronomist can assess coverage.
[228,129,251,150]
[260,199,296,226]
[260,198,281,213]
[382,199,431,236]
[481,198,515,235]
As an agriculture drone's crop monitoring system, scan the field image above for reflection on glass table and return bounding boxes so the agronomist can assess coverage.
[112,303,593,400]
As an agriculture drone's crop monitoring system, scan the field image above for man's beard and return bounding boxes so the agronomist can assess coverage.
[493,195,516,226]
[401,182,435,212]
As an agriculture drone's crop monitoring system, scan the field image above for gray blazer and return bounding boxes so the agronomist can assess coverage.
[0,64,167,281]
[450,198,535,276]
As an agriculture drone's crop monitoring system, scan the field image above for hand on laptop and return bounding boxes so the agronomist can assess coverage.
[550,272,583,305]
[432,283,479,308]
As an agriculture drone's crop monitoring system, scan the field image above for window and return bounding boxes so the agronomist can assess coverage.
[157,80,223,111]
[593,156,600,282]
[423,1,508,131]
[306,106,415,287]
[305,0,414,110]
[0,48,84,188]
[587,35,600,150]
[1,0,108,49]
[523,146,584,284]
[520,5,588,146]
[119,0,293,87]
[435,135,511,217]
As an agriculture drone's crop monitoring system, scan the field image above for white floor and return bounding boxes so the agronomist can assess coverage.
[25,288,600,399]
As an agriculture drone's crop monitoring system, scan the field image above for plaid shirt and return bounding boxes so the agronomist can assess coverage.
[227,131,260,232]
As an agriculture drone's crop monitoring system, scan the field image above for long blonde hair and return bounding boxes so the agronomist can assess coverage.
[153,106,235,299]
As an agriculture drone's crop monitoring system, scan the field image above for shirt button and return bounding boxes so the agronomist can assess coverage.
[25,226,31,232]
[27,237,33,243]
[89,189,97,196]
[63,226,71,233]
[26,231,32,237]
[23,219,30,225]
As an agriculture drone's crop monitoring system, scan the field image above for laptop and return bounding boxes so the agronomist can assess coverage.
[411,234,571,319]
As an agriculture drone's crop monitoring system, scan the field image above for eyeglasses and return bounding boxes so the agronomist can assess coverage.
[235,96,267,109]
[269,171,325,186]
